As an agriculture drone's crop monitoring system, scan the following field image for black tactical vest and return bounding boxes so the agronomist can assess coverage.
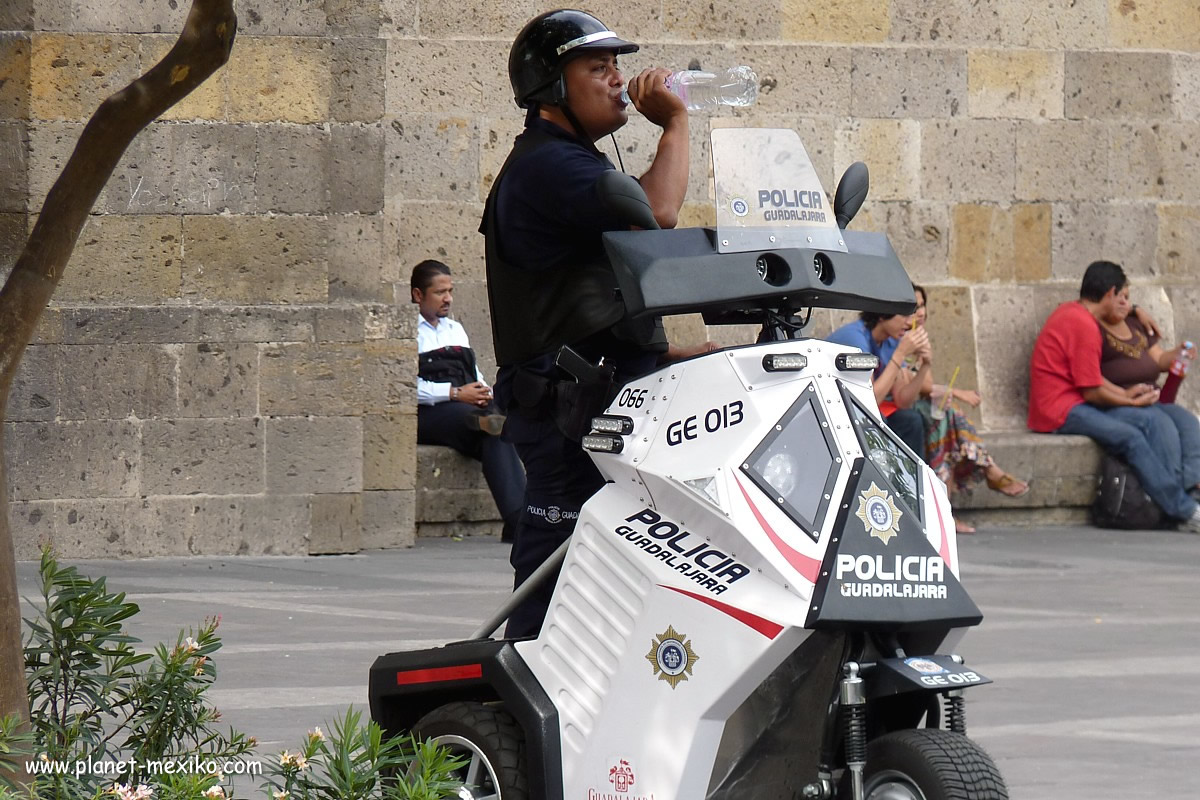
[481,127,664,367]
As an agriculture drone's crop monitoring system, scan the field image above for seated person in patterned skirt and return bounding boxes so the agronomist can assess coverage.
[909,284,1029,534]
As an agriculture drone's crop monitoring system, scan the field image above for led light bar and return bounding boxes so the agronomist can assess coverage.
[582,434,624,454]
[836,353,880,372]
[591,415,634,435]
[762,353,808,372]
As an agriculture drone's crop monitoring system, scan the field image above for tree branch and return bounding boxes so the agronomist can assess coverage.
[0,0,237,748]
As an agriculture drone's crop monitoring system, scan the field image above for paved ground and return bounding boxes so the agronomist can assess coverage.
[15,524,1200,799]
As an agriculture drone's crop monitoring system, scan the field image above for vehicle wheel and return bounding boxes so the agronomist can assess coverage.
[412,701,529,800]
[860,729,1007,800]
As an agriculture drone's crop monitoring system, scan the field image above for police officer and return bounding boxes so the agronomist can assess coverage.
[482,9,713,637]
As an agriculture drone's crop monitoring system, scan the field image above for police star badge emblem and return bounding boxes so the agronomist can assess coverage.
[855,482,902,545]
[645,625,699,689]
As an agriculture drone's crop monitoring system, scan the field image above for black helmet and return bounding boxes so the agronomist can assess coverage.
[509,9,639,109]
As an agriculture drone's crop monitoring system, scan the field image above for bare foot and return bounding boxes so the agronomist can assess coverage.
[955,517,976,535]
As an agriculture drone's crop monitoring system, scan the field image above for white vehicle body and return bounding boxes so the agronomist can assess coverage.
[370,127,1005,800]
[520,340,971,799]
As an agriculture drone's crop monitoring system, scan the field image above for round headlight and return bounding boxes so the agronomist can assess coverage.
[762,451,798,497]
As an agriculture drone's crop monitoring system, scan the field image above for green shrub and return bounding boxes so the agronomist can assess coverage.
[6,551,465,800]
[0,713,32,793]
[23,550,254,798]
[262,708,464,800]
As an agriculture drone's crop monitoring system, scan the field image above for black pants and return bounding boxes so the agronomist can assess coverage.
[416,401,526,526]
[501,411,604,639]
[885,407,927,461]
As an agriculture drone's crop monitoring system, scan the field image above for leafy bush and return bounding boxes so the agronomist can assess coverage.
[262,708,464,800]
[0,713,32,792]
[4,551,465,800]
[22,550,253,798]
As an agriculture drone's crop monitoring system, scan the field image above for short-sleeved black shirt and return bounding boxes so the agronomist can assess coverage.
[493,117,626,271]
[491,117,658,376]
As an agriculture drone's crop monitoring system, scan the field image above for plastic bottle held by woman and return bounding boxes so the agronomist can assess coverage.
[621,66,758,112]
[1159,340,1194,404]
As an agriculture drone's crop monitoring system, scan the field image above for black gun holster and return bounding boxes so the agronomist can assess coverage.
[510,347,618,443]
[551,379,617,442]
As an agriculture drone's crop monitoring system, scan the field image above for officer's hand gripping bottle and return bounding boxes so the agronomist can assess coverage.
[621,66,758,112]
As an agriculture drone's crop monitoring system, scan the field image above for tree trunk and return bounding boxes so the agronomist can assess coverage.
[0,0,237,748]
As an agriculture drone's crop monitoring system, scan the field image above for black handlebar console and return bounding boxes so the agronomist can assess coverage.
[602,227,916,325]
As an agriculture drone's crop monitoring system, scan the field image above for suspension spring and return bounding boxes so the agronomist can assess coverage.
[843,702,867,762]
[841,663,868,800]
[945,690,966,733]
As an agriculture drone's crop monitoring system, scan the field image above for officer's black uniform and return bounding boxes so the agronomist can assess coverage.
[482,116,665,638]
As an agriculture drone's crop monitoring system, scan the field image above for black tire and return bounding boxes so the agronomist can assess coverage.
[413,700,529,800]
[860,729,1008,800]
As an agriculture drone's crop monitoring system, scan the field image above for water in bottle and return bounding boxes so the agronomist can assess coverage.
[1159,340,1193,404]
[620,66,758,112]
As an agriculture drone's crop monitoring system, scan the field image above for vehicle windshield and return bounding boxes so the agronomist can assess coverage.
[711,128,847,255]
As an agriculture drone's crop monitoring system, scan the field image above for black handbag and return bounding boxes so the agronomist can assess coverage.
[1091,454,1166,530]
[419,346,477,388]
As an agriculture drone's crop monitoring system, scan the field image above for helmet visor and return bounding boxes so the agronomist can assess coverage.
[556,29,639,57]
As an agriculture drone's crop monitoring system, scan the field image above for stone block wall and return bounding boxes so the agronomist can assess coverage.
[3,0,1200,556]
[1,0,414,558]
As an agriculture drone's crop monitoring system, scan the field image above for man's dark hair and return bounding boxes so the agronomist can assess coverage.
[1079,260,1127,302]
[859,311,888,329]
[410,259,452,294]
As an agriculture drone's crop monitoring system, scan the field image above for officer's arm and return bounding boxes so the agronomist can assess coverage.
[664,341,718,362]
[628,68,689,229]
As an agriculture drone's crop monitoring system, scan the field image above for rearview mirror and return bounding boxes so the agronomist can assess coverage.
[833,162,869,229]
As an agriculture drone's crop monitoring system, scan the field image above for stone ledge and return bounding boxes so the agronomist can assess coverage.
[950,431,1103,525]
[415,444,503,538]
[418,520,503,539]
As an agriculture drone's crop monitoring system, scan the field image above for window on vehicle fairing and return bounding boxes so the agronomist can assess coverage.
[740,382,839,542]
[840,384,924,522]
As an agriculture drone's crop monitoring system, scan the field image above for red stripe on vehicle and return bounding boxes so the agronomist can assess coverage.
[660,584,783,639]
[395,664,483,686]
[736,477,821,583]
[926,472,952,568]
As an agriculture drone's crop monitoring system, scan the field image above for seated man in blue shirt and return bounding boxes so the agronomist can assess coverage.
[827,310,931,458]
[413,259,525,543]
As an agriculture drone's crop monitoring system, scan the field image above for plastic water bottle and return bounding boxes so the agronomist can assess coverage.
[1159,340,1193,404]
[620,66,758,112]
